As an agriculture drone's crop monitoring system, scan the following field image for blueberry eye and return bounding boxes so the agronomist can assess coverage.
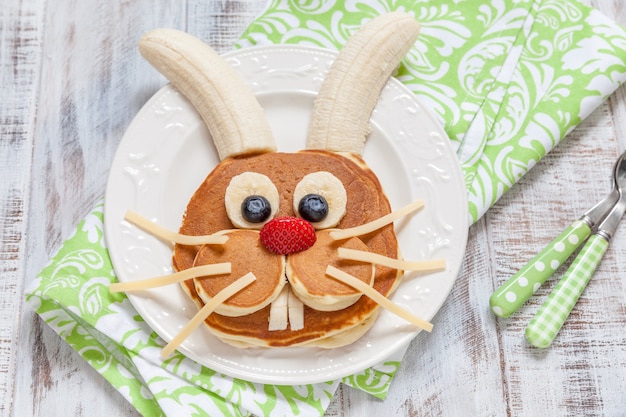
[292,172,347,229]
[242,195,272,223]
[298,194,329,222]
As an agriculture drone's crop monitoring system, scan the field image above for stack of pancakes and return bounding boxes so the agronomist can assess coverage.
[173,150,401,348]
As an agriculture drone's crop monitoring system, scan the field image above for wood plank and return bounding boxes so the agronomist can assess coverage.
[14,1,184,416]
[487,108,625,416]
[187,0,266,51]
[0,1,45,416]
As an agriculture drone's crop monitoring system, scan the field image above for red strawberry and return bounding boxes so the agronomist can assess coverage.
[260,216,317,255]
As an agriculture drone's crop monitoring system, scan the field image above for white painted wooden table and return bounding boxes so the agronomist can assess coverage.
[3,1,626,416]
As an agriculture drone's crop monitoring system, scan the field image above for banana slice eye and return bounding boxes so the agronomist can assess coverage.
[225,172,279,229]
[293,172,347,229]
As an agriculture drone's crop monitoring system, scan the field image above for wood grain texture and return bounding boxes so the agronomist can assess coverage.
[11,1,185,416]
[1,1,45,415]
[2,0,626,416]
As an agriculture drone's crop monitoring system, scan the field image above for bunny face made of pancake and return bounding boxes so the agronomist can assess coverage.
[114,13,444,354]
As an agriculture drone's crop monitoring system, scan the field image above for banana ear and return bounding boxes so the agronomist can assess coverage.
[306,12,420,155]
[138,29,276,161]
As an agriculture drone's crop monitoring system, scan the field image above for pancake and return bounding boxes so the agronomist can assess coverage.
[287,230,374,312]
[193,229,286,317]
[214,309,380,349]
[173,150,401,348]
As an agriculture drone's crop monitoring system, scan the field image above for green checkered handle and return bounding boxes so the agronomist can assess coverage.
[525,234,609,348]
[489,220,591,318]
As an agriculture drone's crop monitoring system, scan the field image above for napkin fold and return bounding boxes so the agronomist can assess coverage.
[26,1,626,416]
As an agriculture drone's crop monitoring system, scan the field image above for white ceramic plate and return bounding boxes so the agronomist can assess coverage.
[104,45,468,385]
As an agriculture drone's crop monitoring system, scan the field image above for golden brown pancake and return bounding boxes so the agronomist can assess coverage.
[287,230,374,311]
[173,150,400,348]
[193,229,286,317]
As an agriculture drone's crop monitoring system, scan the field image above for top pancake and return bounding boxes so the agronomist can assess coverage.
[194,229,286,317]
[287,231,374,312]
[173,150,400,347]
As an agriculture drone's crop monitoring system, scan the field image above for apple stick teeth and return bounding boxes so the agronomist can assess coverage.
[161,272,257,358]
[268,286,305,331]
[287,289,305,331]
[325,266,433,332]
[268,287,289,331]
[124,210,228,245]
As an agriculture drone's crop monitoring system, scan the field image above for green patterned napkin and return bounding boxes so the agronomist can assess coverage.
[238,0,626,223]
[26,1,626,416]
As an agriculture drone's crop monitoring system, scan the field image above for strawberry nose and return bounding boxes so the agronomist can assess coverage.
[259,216,317,255]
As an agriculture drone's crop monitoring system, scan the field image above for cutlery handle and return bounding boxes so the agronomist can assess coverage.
[489,220,591,318]
[525,234,609,348]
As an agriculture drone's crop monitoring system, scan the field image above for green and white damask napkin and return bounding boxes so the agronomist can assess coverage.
[26,1,626,416]
[238,0,626,222]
